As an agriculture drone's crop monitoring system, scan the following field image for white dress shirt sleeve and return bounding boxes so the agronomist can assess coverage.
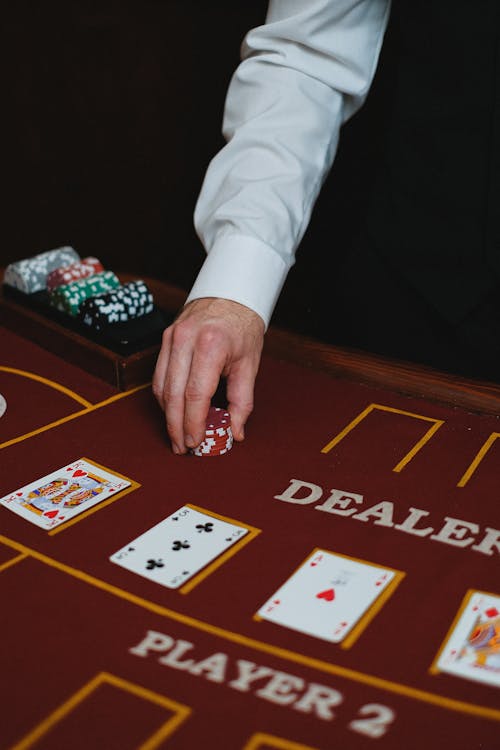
[187,0,391,327]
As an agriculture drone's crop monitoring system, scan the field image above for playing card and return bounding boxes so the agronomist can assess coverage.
[0,458,131,530]
[109,504,249,589]
[257,548,396,643]
[435,590,500,687]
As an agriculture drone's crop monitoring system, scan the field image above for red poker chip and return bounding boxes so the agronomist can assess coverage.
[199,426,232,440]
[192,437,233,454]
[190,406,233,456]
[195,442,233,453]
[196,447,231,455]
[205,427,230,437]
[206,406,231,430]
[46,257,104,290]
[195,446,230,453]
[205,423,231,433]
[192,447,231,457]
[199,435,232,446]
[203,427,231,438]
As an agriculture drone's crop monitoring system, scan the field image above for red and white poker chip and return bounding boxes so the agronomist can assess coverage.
[206,407,230,429]
[191,406,233,457]
[46,257,104,290]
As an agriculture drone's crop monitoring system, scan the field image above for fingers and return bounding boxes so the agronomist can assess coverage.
[152,327,172,411]
[162,329,194,454]
[183,330,227,448]
[225,359,258,441]
[152,297,265,454]
[153,317,227,454]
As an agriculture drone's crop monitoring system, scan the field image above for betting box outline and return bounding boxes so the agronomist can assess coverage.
[0,368,150,453]
[252,547,405,650]
[0,364,94,409]
[242,732,320,750]
[321,403,445,474]
[0,551,29,574]
[457,433,500,487]
[6,671,191,750]
[320,402,500,488]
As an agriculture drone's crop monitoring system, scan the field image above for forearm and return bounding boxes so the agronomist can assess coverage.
[189,0,392,326]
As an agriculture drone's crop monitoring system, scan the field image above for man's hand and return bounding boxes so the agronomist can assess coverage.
[153,297,265,454]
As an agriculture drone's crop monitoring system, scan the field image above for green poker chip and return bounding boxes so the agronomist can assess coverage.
[49,270,120,315]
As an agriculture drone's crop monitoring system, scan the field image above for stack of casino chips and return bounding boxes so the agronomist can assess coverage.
[4,246,79,293]
[46,257,104,290]
[191,407,233,457]
[78,280,154,330]
[4,247,158,332]
[49,270,121,316]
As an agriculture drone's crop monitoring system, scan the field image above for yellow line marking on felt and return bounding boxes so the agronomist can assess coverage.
[1,535,500,723]
[179,504,261,594]
[48,457,141,536]
[0,552,27,574]
[341,574,400,649]
[0,383,150,451]
[242,732,320,750]
[7,671,191,750]
[457,433,500,488]
[321,403,444,473]
[0,365,92,407]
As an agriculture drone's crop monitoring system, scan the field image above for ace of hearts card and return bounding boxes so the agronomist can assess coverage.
[434,590,500,687]
[257,548,403,645]
[0,458,132,530]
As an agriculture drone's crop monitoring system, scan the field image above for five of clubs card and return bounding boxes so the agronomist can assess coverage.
[110,505,249,589]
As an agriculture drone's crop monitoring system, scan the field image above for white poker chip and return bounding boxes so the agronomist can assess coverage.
[0,394,6,418]
[4,246,79,293]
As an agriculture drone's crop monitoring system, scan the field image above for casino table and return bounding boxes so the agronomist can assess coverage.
[2,279,500,750]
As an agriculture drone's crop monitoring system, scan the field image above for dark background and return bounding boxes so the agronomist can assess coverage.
[2,1,391,336]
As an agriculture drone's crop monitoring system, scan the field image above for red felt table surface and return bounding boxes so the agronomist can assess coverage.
[2,316,500,749]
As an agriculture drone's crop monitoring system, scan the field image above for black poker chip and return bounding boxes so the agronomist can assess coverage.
[78,280,154,330]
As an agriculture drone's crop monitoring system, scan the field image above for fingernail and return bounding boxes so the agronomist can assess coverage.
[185,434,195,448]
[172,443,180,455]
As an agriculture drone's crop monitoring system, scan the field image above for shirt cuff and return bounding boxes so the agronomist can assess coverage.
[185,234,291,329]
